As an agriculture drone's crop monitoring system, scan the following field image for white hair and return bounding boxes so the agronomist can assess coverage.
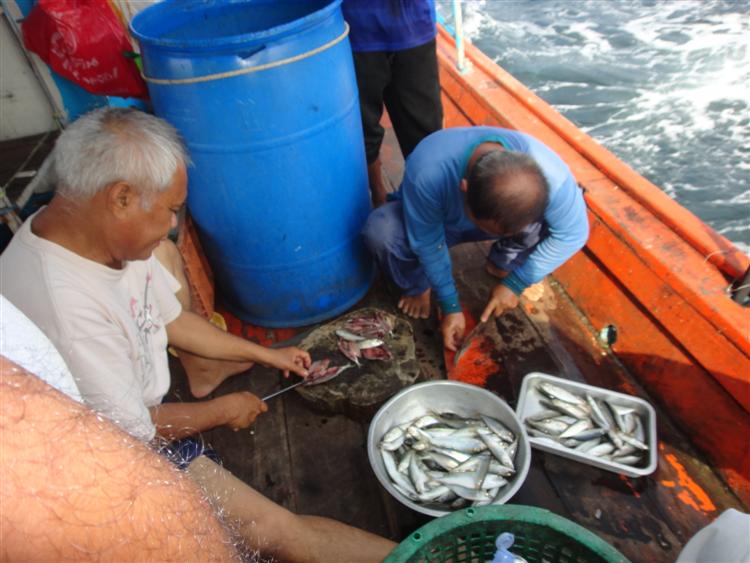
[53,108,189,204]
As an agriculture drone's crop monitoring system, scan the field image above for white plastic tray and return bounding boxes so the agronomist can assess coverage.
[515,372,658,477]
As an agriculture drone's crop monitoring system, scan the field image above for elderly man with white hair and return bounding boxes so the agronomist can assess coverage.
[1,107,310,442]
[0,107,396,562]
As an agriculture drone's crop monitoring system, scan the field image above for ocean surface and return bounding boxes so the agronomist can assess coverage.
[437,0,750,256]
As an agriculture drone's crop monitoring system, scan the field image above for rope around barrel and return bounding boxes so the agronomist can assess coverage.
[143,23,350,86]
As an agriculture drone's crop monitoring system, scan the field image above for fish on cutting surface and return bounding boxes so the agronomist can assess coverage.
[335,328,365,342]
[337,339,362,366]
[335,313,393,365]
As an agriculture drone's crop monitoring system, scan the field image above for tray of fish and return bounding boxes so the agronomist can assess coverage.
[515,372,657,477]
[368,381,531,517]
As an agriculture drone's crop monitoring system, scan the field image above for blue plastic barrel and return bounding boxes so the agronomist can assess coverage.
[131,0,373,327]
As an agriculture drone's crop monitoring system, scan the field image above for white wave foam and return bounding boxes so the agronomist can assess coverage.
[438,0,750,249]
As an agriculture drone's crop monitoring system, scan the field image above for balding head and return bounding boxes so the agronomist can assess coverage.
[466,150,549,235]
[53,108,188,208]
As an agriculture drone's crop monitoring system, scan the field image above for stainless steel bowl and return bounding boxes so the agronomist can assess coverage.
[367,381,531,517]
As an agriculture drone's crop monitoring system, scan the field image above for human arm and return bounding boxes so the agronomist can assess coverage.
[501,174,589,296]
[402,192,463,315]
[441,312,466,352]
[150,391,268,441]
[166,310,310,377]
[0,356,239,561]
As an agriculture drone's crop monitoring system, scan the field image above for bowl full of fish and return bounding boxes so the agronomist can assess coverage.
[368,381,531,517]
[515,372,657,478]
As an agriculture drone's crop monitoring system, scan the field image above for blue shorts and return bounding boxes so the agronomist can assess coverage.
[159,437,221,471]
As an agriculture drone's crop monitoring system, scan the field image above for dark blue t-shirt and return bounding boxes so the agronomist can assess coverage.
[342,0,436,52]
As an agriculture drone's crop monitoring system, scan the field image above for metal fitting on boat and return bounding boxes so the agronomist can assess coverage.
[598,324,618,347]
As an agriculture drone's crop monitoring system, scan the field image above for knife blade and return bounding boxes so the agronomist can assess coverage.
[453,320,486,366]
[262,379,306,401]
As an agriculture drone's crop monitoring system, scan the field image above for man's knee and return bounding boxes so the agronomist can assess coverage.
[154,239,183,273]
[362,202,404,256]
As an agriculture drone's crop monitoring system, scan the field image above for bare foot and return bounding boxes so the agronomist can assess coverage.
[485,261,509,279]
[177,351,254,398]
[398,288,431,319]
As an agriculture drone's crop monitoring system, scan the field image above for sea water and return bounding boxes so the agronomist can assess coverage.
[437,0,749,256]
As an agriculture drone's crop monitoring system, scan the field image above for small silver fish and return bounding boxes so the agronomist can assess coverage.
[481,415,516,442]
[397,450,413,474]
[422,451,462,471]
[541,398,591,420]
[618,432,648,451]
[559,419,593,439]
[381,449,417,495]
[567,427,607,442]
[335,328,365,341]
[586,394,612,430]
[477,429,515,470]
[588,442,616,457]
[527,418,569,436]
[357,338,384,350]
[574,438,602,453]
[612,454,642,466]
[446,484,494,503]
[538,382,587,406]
[416,485,452,502]
[409,453,430,494]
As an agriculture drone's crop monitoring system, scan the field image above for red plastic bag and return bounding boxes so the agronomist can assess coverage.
[22,0,148,99]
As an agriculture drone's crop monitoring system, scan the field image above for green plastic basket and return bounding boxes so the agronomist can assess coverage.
[385,505,630,563]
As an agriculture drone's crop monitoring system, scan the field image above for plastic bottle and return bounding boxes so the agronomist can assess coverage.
[487,532,528,563]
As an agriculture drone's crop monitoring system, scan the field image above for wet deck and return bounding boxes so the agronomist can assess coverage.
[166,127,746,562]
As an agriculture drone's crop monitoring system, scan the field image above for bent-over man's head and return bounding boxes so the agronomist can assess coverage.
[464,150,549,236]
[48,108,189,263]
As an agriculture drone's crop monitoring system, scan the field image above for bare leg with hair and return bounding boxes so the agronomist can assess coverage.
[1,358,239,561]
[187,456,396,563]
[154,240,253,398]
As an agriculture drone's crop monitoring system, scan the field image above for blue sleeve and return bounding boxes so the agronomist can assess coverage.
[502,175,589,293]
[402,176,462,314]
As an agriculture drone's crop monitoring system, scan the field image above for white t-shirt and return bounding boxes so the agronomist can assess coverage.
[0,214,182,441]
[0,294,82,402]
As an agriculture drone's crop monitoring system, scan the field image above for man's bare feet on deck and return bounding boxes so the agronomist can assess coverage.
[398,288,431,319]
[178,351,254,398]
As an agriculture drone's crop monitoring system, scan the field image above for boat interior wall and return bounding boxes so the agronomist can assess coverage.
[176,213,215,320]
[433,28,750,504]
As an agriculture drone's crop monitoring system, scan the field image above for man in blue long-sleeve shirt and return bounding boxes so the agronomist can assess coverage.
[362,127,589,351]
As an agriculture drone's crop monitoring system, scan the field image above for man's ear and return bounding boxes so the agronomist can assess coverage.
[105,181,138,217]
[460,179,468,193]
